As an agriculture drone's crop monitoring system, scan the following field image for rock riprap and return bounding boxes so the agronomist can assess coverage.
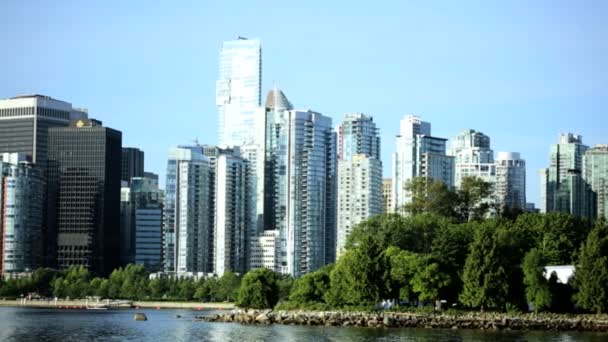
[200,309,608,332]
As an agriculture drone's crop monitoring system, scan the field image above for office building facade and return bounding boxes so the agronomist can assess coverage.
[121,147,144,184]
[47,119,122,275]
[121,175,164,271]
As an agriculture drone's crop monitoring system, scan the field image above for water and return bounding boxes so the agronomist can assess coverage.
[0,307,606,342]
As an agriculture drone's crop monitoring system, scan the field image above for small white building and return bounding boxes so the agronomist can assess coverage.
[544,265,575,284]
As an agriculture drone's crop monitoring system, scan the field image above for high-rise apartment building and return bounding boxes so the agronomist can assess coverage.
[263,87,293,237]
[216,37,262,147]
[335,113,382,259]
[47,119,122,275]
[121,147,144,185]
[382,179,393,214]
[336,155,382,257]
[540,133,595,220]
[284,110,336,276]
[0,153,44,275]
[214,154,249,276]
[584,145,608,220]
[449,129,495,188]
[263,97,336,276]
[164,147,212,274]
[337,113,380,160]
[495,152,526,211]
[392,115,454,211]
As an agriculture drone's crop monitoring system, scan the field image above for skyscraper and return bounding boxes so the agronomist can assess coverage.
[495,152,526,211]
[216,37,262,147]
[0,95,83,164]
[540,133,595,220]
[47,119,122,275]
[583,145,608,220]
[121,147,144,185]
[214,154,249,275]
[283,109,336,277]
[335,113,382,259]
[392,115,454,212]
[0,153,44,275]
[164,147,212,274]
[121,174,164,271]
[336,155,382,257]
[263,87,293,237]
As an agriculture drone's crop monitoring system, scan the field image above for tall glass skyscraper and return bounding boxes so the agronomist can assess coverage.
[583,145,608,220]
[163,147,212,274]
[216,37,262,147]
[0,153,44,275]
[540,133,595,220]
[262,90,336,276]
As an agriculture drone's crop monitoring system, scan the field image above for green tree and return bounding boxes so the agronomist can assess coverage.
[515,212,591,265]
[430,222,475,302]
[454,176,493,222]
[288,265,332,307]
[346,213,446,254]
[178,278,196,300]
[522,248,551,312]
[459,222,508,311]
[410,260,450,304]
[574,221,608,314]
[326,237,391,307]
[217,272,241,302]
[403,177,457,218]
[384,247,419,303]
[277,274,294,302]
[237,269,279,309]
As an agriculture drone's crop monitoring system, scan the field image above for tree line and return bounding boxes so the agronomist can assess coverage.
[239,177,608,314]
[3,176,608,314]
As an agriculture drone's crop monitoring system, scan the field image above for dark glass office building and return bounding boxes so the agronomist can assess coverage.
[47,119,122,275]
[121,147,144,184]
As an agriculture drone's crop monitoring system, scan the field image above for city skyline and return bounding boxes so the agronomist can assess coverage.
[1,1,607,206]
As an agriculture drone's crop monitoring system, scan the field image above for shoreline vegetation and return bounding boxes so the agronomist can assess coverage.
[0,299,234,310]
[203,309,608,332]
[3,177,608,333]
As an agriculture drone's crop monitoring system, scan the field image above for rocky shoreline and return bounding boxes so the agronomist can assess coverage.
[201,309,608,332]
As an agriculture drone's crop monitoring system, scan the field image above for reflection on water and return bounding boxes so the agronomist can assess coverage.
[0,307,605,342]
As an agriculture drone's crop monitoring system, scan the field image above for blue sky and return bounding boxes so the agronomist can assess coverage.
[1,1,606,205]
